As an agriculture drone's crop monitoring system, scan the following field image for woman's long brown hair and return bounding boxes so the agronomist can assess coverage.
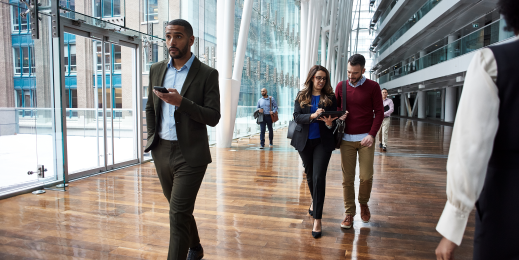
[297,65,334,108]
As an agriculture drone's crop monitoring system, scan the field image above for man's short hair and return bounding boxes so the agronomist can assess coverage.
[167,19,194,37]
[498,0,519,32]
[382,88,388,91]
[348,54,366,68]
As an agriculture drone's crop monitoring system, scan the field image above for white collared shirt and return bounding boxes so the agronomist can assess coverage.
[436,36,519,245]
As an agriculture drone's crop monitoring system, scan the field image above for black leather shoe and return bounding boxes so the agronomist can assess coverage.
[379,143,383,148]
[187,244,204,260]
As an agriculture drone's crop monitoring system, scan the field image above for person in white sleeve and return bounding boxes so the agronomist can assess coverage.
[435,1,519,259]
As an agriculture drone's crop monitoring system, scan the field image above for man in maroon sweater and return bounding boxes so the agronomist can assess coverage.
[335,54,384,229]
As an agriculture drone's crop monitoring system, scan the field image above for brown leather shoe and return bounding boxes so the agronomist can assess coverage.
[360,204,371,223]
[340,214,353,229]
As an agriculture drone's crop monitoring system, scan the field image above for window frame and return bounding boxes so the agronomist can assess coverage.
[11,5,29,34]
[143,0,159,22]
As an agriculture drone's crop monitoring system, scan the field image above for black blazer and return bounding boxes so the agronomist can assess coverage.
[290,94,338,152]
[145,57,221,167]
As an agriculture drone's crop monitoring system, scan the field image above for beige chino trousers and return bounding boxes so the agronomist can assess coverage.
[377,117,390,147]
[340,140,375,216]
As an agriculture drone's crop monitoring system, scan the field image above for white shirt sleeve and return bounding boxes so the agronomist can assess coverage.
[435,48,500,246]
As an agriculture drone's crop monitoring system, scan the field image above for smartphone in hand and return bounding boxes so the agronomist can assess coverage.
[154,86,169,93]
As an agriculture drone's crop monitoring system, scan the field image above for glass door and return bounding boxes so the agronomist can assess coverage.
[62,21,140,179]
[0,1,66,196]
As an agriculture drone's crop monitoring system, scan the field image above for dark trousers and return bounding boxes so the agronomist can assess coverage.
[298,138,333,219]
[473,163,519,260]
[260,114,273,146]
[151,139,207,260]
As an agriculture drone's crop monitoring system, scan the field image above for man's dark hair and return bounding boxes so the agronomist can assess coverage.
[167,19,194,37]
[348,54,366,68]
[382,88,388,91]
[498,0,519,32]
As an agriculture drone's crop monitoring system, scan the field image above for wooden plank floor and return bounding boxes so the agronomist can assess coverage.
[0,118,475,259]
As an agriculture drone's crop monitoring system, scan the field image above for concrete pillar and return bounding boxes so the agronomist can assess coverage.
[445,86,457,122]
[417,90,426,119]
[418,50,426,70]
[440,88,446,120]
[447,34,456,60]
[0,3,15,109]
[400,92,406,116]
[0,3,16,135]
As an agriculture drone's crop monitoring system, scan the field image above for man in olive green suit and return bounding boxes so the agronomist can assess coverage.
[144,19,220,260]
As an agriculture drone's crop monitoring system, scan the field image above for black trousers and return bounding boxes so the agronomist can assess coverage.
[473,163,519,259]
[151,139,207,260]
[260,114,273,146]
[298,138,333,219]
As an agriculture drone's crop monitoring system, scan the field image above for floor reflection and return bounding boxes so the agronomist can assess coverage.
[0,119,475,259]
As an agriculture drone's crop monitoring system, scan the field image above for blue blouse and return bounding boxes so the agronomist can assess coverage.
[308,95,321,140]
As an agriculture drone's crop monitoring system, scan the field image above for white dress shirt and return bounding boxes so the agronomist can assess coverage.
[436,36,519,246]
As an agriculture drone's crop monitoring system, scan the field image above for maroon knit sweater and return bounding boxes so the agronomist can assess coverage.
[335,79,384,137]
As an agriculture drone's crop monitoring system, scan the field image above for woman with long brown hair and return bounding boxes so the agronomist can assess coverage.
[291,65,339,238]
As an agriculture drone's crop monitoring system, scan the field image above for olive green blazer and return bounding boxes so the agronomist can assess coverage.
[144,57,220,167]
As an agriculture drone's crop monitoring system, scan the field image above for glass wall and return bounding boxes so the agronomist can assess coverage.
[181,0,301,144]
[350,0,376,79]
[1,1,66,195]
[425,90,442,119]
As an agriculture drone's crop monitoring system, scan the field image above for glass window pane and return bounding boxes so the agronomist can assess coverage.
[66,89,71,108]
[20,10,28,31]
[70,45,77,72]
[22,47,29,74]
[13,48,21,74]
[16,90,23,107]
[94,0,102,17]
[115,88,122,108]
[114,45,121,72]
[114,0,120,16]
[71,89,78,108]
[12,6,19,32]
[103,0,112,17]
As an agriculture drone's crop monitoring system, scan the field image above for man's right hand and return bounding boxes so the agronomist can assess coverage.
[435,237,457,260]
[339,111,349,121]
[259,108,264,113]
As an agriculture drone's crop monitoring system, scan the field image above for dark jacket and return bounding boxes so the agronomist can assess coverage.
[290,94,338,152]
[144,57,221,167]
[253,108,263,124]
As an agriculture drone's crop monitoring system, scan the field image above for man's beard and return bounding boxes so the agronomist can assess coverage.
[262,94,268,97]
[170,44,189,59]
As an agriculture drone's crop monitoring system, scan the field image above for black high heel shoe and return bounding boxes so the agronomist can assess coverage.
[312,220,322,238]
[308,208,313,216]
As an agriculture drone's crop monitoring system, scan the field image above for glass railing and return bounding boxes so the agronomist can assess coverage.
[232,106,290,140]
[377,0,442,56]
[376,19,515,84]
[376,0,399,28]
